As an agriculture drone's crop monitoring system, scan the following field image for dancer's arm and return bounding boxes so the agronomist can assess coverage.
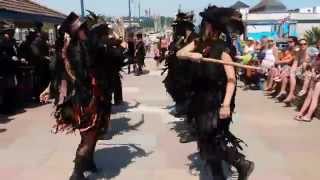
[220,52,236,119]
[177,41,202,62]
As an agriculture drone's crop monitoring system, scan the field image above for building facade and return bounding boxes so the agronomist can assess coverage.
[232,0,320,40]
[0,0,66,43]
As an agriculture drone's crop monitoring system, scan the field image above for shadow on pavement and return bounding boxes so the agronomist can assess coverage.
[0,114,14,124]
[0,128,7,133]
[100,116,144,140]
[141,69,150,75]
[112,101,141,114]
[92,144,152,180]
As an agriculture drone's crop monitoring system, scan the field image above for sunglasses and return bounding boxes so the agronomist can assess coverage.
[288,41,294,43]
[300,43,307,46]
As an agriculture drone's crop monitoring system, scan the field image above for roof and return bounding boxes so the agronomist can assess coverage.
[0,0,66,19]
[249,0,287,13]
[230,1,250,9]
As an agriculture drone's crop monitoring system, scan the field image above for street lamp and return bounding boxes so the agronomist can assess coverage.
[80,0,85,17]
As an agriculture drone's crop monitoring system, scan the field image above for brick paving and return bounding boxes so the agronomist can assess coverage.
[0,60,319,180]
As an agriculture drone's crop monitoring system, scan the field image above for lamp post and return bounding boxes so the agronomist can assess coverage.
[80,0,85,17]
[128,0,132,27]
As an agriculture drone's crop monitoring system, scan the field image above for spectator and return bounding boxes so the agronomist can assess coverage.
[127,33,135,74]
[159,36,168,63]
[276,36,298,100]
[263,39,278,91]
[134,33,146,76]
[297,47,320,96]
[283,39,310,104]
[295,53,320,122]
[243,37,256,55]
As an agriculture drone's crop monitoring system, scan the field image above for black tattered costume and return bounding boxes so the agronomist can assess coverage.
[0,22,18,113]
[45,12,126,180]
[163,12,197,117]
[174,6,254,180]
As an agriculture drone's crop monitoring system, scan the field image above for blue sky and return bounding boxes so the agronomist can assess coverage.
[38,0,320,17]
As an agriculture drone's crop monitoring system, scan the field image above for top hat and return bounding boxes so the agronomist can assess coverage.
[59,12,87,35]
[200,5,245,35]
[172,11,195,31]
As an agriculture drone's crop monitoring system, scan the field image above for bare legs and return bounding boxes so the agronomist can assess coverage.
[277,72,289,96]
[284,67,297,103]
[296,81,320,122]
[298,71,312,96]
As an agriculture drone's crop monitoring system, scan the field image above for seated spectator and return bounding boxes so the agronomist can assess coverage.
[276,36,298,100]
[243,37,256,55]
[263,39,278,91]
[295,53,320,122]
[283,39,310,104]
[297,47,320,96]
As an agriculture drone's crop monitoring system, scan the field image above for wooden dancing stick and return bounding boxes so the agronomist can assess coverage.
[200,57,262,70]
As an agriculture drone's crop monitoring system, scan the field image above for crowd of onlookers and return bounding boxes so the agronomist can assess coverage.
[0,22,52,114]
[238,36,320,122]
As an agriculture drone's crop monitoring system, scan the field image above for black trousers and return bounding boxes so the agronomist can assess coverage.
[113,73,123,104]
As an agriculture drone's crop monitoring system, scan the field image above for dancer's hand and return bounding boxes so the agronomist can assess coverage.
[219,105,231,119]
[190,53,203,63]
[40,88,50,104]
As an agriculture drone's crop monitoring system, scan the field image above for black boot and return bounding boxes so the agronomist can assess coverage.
[70,157,88,180]
[224,147,254,180]
[85,157,98,173]
[234,159,255,180]
[179,131,196,143]
[207,160,226,180]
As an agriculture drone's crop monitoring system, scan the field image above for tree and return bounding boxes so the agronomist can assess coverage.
[304,27,320,45]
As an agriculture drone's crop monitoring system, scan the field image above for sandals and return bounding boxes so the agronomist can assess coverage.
[300,116,312,122]
[264,87,272,91]
[298,90,307,97]
[295,114,303,121]
[295,115,312,122]
[283,96,296,104]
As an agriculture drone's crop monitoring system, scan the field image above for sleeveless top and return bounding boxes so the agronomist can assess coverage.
[263,48,276,63]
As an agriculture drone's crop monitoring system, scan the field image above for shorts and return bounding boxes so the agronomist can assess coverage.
[261,60,275,73]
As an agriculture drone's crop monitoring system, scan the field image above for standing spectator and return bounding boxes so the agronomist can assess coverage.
[127,33,135,74]
[134,33,146,76]
[25,22,50,102]
[0,21,18,114]
[144,34,151,55]
[154,45,161,66]
[159,36,168,63]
